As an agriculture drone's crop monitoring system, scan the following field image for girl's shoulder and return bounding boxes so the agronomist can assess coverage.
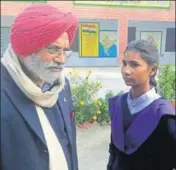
[155,97,175,118]
[108,92,128,119]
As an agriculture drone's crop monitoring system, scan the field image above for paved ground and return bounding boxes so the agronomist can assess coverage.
[76,124,111,170]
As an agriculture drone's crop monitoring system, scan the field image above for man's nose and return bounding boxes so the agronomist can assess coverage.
[54,54,65,64]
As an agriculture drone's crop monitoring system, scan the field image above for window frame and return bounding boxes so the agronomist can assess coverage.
[165,27,175,52]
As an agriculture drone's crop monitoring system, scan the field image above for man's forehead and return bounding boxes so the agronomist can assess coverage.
[52,32,69,48]
[60,32,69,39]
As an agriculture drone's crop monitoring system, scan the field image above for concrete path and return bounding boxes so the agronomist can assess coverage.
[76,124,111,170]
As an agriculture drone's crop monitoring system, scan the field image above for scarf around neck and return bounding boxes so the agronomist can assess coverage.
[1,44,65,108]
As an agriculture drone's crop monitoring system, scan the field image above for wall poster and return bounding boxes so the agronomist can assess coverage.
[99,31,117,57]
[79,23,99,57]
[79,22,117,58]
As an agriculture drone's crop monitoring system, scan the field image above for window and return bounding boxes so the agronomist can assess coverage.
[165,28,175,52]
[128,27,136,44]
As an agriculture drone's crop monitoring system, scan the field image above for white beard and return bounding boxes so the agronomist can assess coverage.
[21,54,65,85]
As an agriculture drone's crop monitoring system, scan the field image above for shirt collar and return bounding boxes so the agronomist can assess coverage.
[127,88,161,114]
[41,81,56,92]
[128,88,156,103]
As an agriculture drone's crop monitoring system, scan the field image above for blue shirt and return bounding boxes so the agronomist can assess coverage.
[41,82,55,92]
[127,88,160,115]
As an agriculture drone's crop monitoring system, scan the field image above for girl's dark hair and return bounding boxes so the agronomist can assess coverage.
[124,40,159,90]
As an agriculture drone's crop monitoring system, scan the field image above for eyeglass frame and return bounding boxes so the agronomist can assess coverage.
[44,44,73,58]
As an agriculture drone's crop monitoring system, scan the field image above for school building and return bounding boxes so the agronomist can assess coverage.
[1,1,175,67]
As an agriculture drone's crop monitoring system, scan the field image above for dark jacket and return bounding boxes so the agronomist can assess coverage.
[107,93,176,170]
[1,64,78,170]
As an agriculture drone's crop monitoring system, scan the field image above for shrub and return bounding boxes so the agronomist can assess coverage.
[68,69,117,124]
[157,64,175,101]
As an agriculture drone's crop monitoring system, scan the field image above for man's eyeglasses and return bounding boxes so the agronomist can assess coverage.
[45,44,73,58]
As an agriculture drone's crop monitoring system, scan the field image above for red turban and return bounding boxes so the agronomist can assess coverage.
[10,4,78,56]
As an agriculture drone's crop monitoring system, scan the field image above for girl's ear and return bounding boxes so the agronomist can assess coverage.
[149,67,157,77]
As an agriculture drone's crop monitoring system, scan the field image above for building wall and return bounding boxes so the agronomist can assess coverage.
[129,21,175,65]
[1,1,175,66]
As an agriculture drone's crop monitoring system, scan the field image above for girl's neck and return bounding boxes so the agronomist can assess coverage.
[130,83,151,99]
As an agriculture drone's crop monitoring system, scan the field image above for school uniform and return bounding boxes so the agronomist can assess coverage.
[107,88,176,170]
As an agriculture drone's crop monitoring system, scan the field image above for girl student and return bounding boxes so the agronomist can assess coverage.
[107,40,176,170]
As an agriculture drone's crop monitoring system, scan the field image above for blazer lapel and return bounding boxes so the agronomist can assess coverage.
[57,88,73,145]
[3,67,47,146]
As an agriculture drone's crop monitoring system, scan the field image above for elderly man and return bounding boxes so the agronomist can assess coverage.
[1,4,78,170]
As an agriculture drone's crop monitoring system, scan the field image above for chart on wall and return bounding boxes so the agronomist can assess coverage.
[79,23,99,57]
[140,31,162,54]
[99,31,117,57]
[79,22,117,58]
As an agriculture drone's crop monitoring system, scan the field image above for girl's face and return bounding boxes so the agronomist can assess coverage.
[121,51,156,87]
